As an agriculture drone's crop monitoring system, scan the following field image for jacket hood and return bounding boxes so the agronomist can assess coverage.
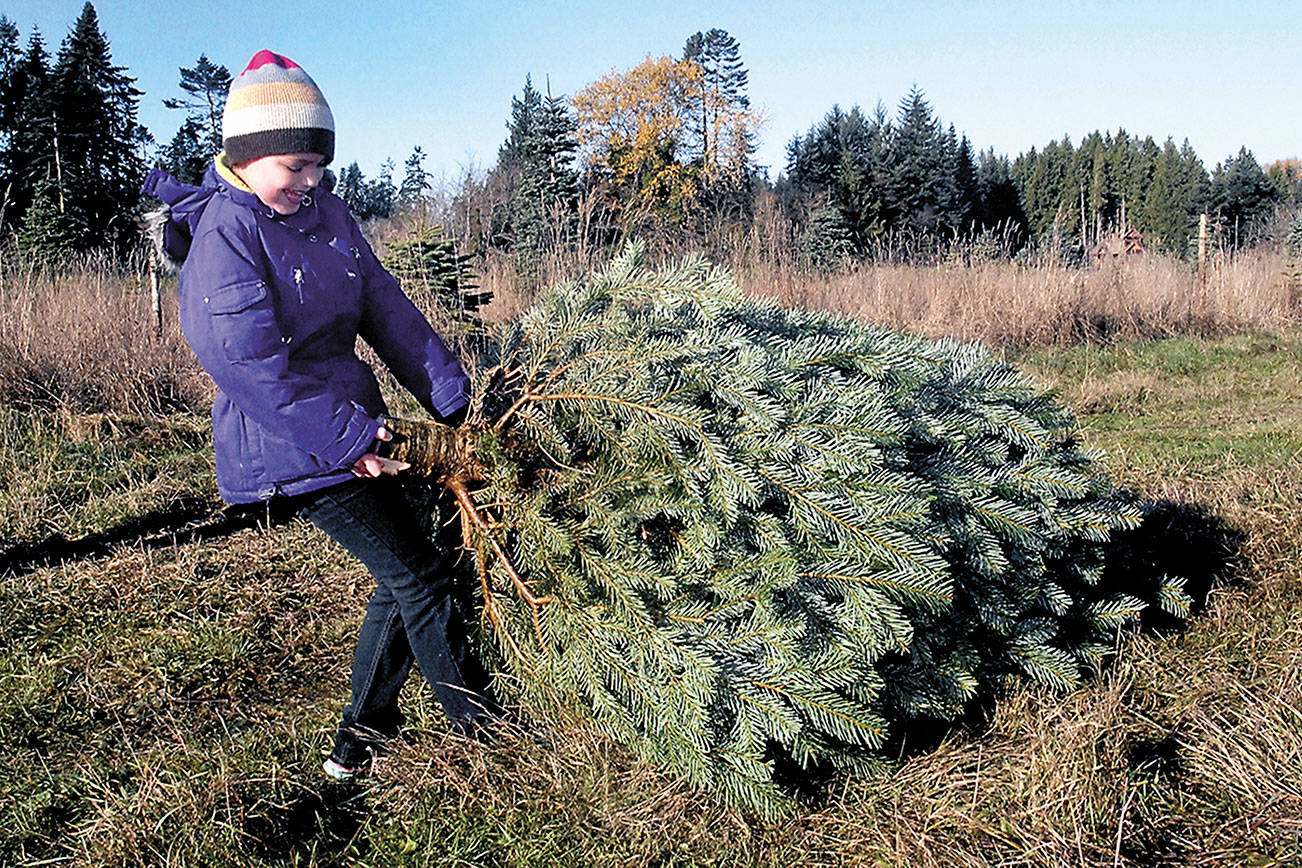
[140,155,262,272]
[140,165,216,272]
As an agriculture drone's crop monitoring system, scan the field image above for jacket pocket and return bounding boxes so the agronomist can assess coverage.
[206,279,282,361]
[206,279,268,314]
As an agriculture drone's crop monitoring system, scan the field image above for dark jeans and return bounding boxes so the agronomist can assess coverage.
[295,476,495,744]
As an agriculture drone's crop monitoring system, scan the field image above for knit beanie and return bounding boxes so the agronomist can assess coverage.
[222,50,335,165]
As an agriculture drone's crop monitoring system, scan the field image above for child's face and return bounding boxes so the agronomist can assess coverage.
[233,153,327,215]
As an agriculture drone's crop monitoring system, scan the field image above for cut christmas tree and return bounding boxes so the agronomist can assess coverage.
[386,245,1169,813]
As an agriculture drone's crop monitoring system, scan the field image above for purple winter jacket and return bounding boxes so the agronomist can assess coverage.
[142,159,470,503]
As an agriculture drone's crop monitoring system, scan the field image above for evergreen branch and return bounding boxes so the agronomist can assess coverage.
[792,420,903,443]
[758,468,937,572]
[525,317,614,381]
[798,570,952,604]
[744,679,884,740]
[665,595,759,625]
[572,538,660,620]
[797,350,889,371]
[971,502,1035,534]
[524,391,746,494]
[995,417,1050,449]
[709,550,795,586]
[1012,469,1090,494]
[535,341,688,397]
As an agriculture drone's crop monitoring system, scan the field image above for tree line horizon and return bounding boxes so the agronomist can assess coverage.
[3,3,1299,268]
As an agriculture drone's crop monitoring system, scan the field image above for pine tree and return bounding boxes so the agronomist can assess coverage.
[381,223,490,332]
[160,117,209,186]
[1286,212,1302,259]
[1143,137,1209,255]
[797,201,855,271]
[161,53,229,183]
[682,28,755,211]
[386,245,1162,813]
[1267,160,1302,206]
[1086,136,1112,243]
[1284,212,1302,302]
[2,29,55,235]
[952,132,978,231]
[50,2,145,251]
[1209,148,1280,249]
[783,104,890,248]
[1011,136,1079,250]
[974,148,1027,243]
[489,77,579,268]
[336,161,366,216]
[370,158,397,219]
[886,87,956,242]
[332,160,398,222]
[0,16,20,181]
[399,146,432,211]
[498,76,543,172]
[484,76,542,250]
[15,174,76,260]
[512,88,579,263]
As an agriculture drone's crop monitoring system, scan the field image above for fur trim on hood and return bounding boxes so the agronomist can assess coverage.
[139,204,181,274]
[139,166,215,273]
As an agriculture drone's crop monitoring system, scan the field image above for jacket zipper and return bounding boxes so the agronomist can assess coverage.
[293,268,304,304]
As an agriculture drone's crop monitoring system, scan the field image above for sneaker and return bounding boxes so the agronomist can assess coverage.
[321,727,386,781]
[322,755,368,781]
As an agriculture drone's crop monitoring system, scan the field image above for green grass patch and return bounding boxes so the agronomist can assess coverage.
[1016,330,1302,480]
[0,409,218,545]
[2,331,1301,865]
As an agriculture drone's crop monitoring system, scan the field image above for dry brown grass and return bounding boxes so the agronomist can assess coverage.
[2,338,1299,864]
[4,243,1301,864]
[0,253,209,415]
[472,243,1300,349]
[4,240,1291,427]
[736,250,1298,346]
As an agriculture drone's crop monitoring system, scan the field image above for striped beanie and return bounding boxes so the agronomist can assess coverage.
[222,50,335,165]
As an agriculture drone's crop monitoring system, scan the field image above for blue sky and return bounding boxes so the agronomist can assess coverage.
[6,0,1299,183]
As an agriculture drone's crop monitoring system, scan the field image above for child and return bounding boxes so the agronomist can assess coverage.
[142,50,497,780]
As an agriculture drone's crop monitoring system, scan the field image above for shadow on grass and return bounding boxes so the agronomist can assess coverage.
[0,477,466,582]
[1099,498,1248,631]
[239,780,373,865]
[0,497,301,579]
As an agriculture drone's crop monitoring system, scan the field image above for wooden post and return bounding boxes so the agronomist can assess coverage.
[149,246,162,336]
[1197,212,1208,281]
[1080,187,1087,254]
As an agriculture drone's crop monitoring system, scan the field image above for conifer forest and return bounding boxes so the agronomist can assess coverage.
[2,4,1300,865]
[1,8,1298,265]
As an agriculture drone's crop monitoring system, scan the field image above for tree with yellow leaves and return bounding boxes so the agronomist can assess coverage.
[572,36,761,240]
[572,55,702,238]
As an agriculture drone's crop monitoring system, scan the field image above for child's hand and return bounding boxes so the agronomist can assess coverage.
[351,426,411,477]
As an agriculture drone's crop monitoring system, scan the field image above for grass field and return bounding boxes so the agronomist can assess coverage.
[2,324,1299,867]
[1,247,1300,865]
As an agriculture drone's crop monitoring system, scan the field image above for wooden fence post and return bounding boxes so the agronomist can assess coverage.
[1197,212,1208,284]
[149,246,162,336]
